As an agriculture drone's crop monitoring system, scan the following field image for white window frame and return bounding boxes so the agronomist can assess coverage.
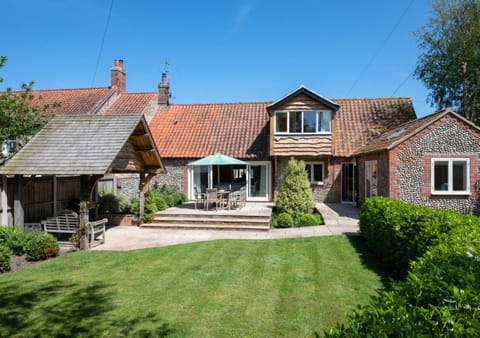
[431,158,470,195]
[274,110,331,135]
[305,162,325,185]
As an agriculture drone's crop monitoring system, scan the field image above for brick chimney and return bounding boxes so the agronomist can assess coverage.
[111,59,126,92]
[158,73,170,106]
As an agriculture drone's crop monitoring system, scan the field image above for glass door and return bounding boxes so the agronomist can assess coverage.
[247,162,270,201]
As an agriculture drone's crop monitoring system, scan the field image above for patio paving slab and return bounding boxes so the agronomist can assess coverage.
[93,203,360,251]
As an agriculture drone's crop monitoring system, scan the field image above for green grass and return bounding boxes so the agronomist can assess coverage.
[0,236,386,337]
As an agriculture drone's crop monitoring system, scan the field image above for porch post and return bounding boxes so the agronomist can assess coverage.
[13,175,24,228]
[138,173,155,226]
[138,173,145,225]
[78,174,103,249]
[1,176,8,226]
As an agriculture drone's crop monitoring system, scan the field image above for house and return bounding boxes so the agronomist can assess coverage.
[355,108,480,214]
[150,84,416,205]
[2,58,480,223]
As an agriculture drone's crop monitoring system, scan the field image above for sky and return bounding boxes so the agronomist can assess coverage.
[1,0,435,117]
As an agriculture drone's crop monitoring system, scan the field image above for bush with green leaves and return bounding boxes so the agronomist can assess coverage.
[359,196,468,279]
[24,232,59,261]
[276,158,314,217]
[0,226,33,256]
[296,213,322,227]
[0,226,59,263]
[326,219,480,337]
[98,192,131,214]
[277,212,294,228]
[0,243,12,272]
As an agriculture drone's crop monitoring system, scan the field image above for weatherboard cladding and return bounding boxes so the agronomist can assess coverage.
[0,115,146,176]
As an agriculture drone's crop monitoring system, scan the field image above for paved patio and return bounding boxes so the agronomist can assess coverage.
[92,203,360,251]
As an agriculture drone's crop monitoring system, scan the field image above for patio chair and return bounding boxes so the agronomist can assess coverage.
[193,186,205,209]
[239,186,247,208]
[228,191,240,209]
[205,188,219,210]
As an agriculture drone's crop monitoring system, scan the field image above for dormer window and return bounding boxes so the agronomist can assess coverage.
[275,110,331,134]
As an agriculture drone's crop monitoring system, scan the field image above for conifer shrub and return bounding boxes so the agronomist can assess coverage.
[276,158,314,217]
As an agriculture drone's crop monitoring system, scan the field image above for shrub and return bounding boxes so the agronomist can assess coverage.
[359,196,468,279]
[25,232,59,261]
[98,192,132,214]
[0,243,12,272]
[276,158,314,217]
[277,212,294,228]
[326,220,480,337]
[296,213,322,227]
[0,226,31,256]
[162,194,175,208]
[172,192,188,204]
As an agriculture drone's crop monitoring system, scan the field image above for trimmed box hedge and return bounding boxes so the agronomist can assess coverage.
[359,196,478,279]
[326,214,480,337]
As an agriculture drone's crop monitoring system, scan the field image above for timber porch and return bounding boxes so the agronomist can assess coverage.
[142,202,273,231]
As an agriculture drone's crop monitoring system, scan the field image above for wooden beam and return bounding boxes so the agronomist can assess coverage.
[138,172,156,225]
[14,175,24,228]
[1,176,8,226]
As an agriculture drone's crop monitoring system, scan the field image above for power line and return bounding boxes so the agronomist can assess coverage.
[346,0,416,96]
[91,0,114,87]
[391,69,415,96]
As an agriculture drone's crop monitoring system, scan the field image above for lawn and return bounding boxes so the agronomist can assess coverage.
[0,236,385,337]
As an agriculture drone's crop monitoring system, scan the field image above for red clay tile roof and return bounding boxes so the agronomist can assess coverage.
[150,102,270,159]
[333,97,416,156]
[354,108,470,155]
[105,92,156,115]
[150,97,415,159]
[25,87,114,117]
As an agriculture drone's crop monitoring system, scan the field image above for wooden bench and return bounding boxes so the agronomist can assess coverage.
[41,210,107,247]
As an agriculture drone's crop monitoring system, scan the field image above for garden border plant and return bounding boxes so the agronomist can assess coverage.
[0,226,59,272]
[273,158,324,228]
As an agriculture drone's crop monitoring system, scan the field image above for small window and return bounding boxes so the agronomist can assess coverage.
[431,158,470,194]
[305,162,325,184]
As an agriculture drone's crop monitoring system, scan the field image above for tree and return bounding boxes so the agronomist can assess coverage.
[414,0,480,122]
[276,158,314,217]
[0,56,55,155]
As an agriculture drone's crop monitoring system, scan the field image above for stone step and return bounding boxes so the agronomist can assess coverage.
[142,222,270,231]
[155,212,270,220]
[153,215,270,225]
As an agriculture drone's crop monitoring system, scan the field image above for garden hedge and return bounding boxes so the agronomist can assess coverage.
[359,196,477,279]
[326,216,480,336]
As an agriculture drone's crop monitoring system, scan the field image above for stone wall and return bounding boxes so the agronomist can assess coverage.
[392,118,480,214]
[151,158,189,194]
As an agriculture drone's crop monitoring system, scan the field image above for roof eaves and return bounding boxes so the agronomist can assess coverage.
[266,84,340,112]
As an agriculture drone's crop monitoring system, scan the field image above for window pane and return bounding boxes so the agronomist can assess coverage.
[289,111,302,133]
[453,161,467,191]
[319,111,331,132]
[276,112,288,132]
[434,161,448,191]
[303,111,316,132]
[313,164,323,182]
